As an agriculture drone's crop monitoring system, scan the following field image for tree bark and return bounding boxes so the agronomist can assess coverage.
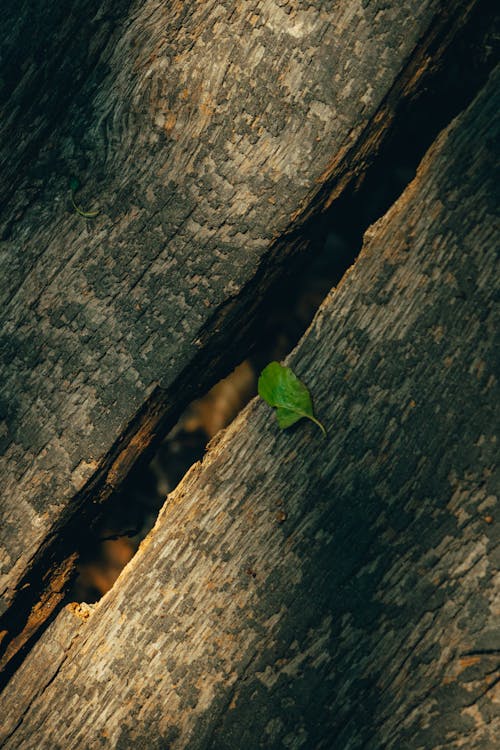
[1,63,498,750]
[1,0,492,676]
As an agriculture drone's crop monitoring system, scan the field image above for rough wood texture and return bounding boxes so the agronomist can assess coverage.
[2,65,498,750]
[0,0,134,212]
[1,0,486,670]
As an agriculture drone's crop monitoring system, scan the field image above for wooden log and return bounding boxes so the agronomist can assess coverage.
[1,0,491,676]
[1,63,498,750]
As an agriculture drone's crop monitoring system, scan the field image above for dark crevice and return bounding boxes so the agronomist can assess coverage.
[70,0,499,605]
[1,0,498,693]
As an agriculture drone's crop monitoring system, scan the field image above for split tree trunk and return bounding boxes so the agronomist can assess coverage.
[1,0,494,678]
[1,56,498,749]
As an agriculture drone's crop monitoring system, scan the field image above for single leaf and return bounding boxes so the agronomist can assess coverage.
[258,361,326,436]
[69,176,80,192]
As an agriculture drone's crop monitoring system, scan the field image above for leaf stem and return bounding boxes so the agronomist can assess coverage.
[71,192,99,218]
[307,414,327,437]
[274,402,327,438]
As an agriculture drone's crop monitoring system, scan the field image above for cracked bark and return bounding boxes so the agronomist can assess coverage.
[1,0,494,678]
[1,61,498,750]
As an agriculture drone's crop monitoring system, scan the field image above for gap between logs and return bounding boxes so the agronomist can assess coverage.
[0,0,497,694]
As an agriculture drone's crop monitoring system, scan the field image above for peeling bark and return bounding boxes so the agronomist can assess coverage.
[1,64,498,749]
[1,0,493,676]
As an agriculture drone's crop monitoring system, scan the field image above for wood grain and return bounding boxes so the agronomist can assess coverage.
[1,0,485,671]
[2,63,498,750]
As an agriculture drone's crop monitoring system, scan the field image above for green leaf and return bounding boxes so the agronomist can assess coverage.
[258,361,326,436]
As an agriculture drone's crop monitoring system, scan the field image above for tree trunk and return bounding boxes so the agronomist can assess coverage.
[2,0,494,678]
[1,56,498,748]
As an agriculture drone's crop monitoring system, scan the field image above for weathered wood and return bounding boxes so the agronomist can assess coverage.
[1,0,488,674]
[0,0,134,213]
[2,64,498,750]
